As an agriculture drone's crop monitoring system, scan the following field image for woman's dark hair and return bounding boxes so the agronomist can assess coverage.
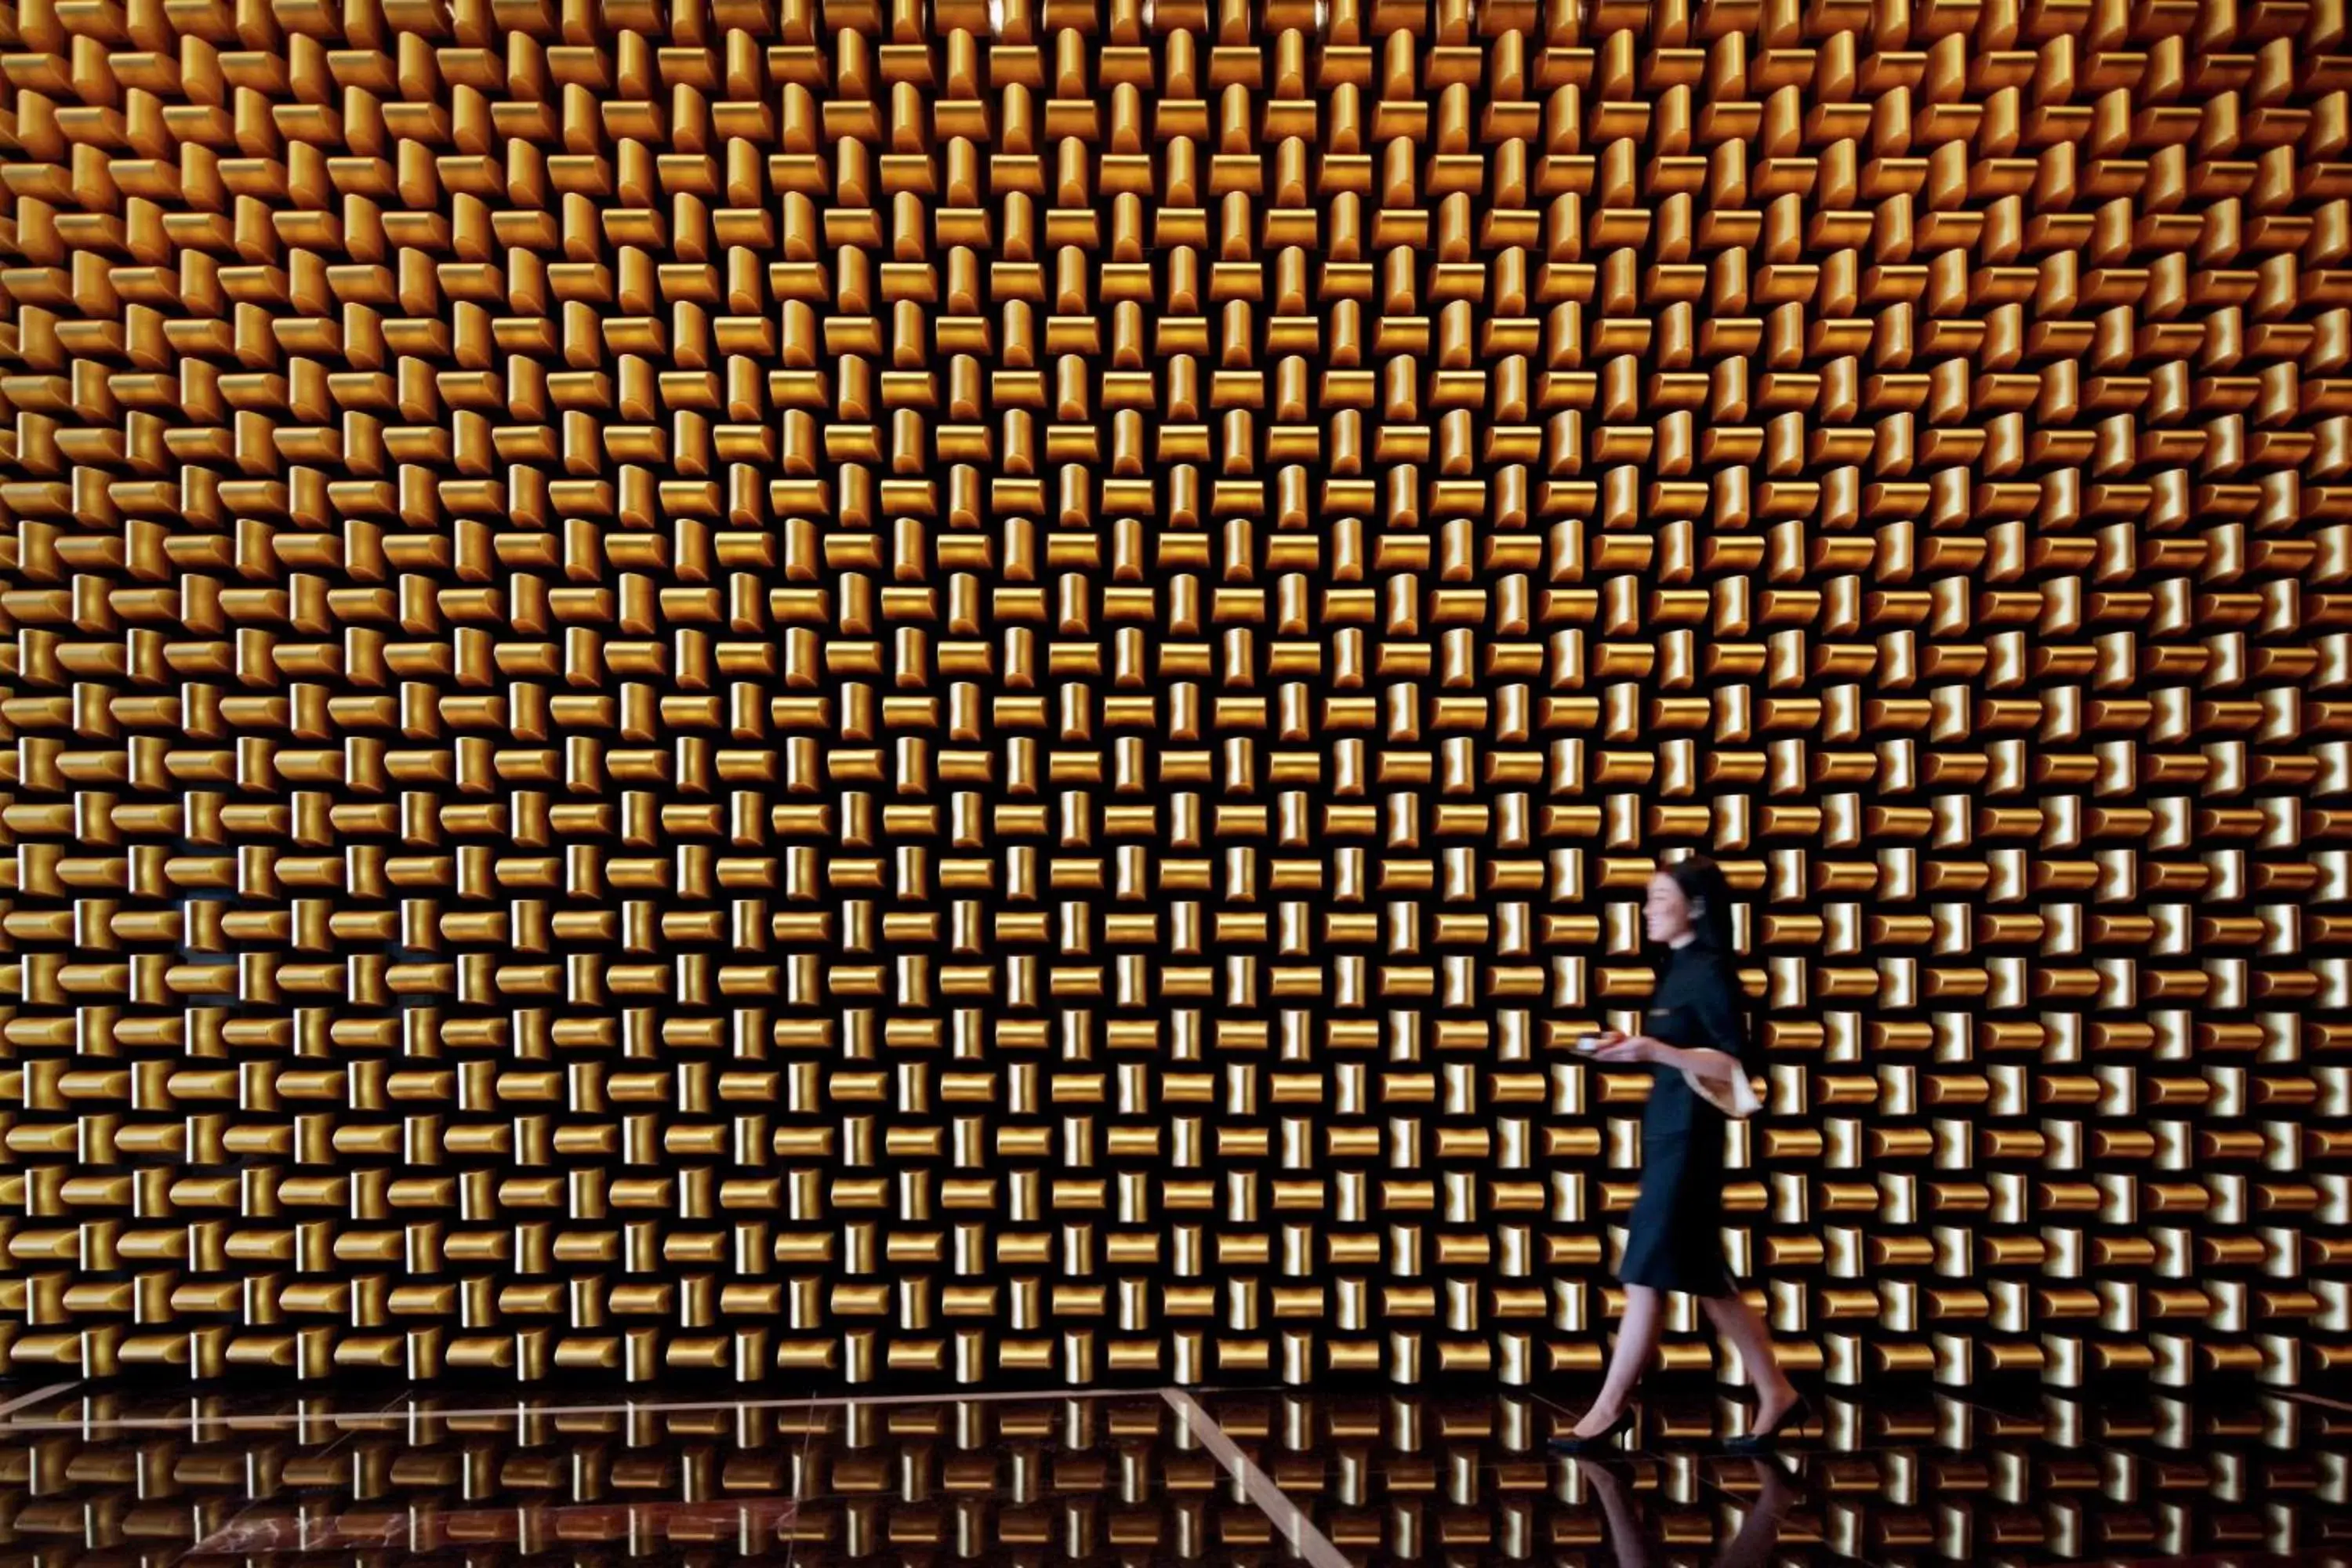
[1664,855,1738,956]
[1655,855,1759,1058]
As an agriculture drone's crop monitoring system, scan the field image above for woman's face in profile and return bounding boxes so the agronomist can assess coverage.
[1645,873,1693,945]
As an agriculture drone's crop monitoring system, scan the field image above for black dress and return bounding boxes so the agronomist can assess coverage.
[1615,943,1760,1298]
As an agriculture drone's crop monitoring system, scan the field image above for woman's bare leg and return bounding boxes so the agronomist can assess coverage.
[1700,1290,1798,1428]
[1573,1284,1665,1437]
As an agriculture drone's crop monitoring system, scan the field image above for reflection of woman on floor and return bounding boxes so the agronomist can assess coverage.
[1575,1456,1800,1568]
[1554,858,1808,1453]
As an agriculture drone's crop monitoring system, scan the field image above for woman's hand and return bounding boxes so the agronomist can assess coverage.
[1593,1034,1670,1064]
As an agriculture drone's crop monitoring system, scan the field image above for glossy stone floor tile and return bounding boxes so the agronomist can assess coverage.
[1,1390,1261,1566]
[1,1385,2348,1567]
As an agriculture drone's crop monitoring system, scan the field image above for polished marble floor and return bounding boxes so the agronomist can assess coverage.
[0,1378,2344,1568]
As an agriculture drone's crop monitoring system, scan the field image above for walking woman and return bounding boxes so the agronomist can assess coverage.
[1552,856,1810,1454]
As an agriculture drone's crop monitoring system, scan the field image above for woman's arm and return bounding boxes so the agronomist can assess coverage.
[1592,1036,1743,1085]
[1690,960,1759,1075]
[1673,1045,1745,1087]
[1657,1043,1742,1084]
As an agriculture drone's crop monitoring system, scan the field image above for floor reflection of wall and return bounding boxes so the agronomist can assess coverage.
[0,1386,2342,1567]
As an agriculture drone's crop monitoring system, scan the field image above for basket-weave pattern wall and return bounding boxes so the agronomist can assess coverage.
[0,0,2346,1387]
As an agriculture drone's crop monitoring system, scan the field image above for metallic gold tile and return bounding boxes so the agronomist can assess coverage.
[0,0,2339,1389]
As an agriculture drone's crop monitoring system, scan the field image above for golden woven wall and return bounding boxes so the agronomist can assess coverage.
[0,0,2345,1388]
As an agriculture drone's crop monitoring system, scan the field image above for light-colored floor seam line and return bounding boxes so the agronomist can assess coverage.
[217,1383,422,1547]
[0,1381,79,1420]
[0,1381,1232,1433]
[1162,1387,1351,1568]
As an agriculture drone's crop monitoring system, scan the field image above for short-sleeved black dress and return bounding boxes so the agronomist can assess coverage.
[1616,942,1761,1298]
